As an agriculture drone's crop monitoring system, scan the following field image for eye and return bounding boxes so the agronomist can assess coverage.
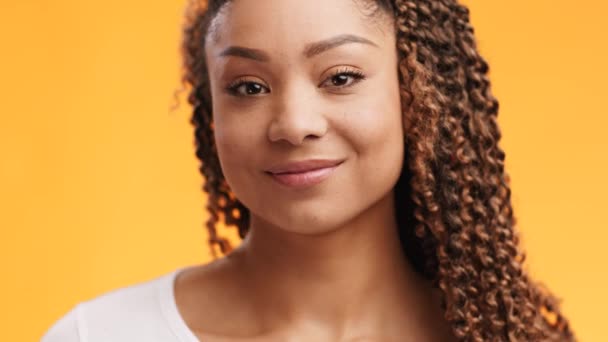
[225,69,365,96]
[321,67,366,89]
[226,78,270,97]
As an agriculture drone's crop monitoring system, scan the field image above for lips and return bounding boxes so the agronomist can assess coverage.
[265,159,344,174]
[264,159,344,189]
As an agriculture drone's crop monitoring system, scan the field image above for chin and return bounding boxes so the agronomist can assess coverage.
[260,202,362,236]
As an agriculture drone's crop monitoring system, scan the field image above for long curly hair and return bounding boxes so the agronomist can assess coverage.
[176,0,576,340]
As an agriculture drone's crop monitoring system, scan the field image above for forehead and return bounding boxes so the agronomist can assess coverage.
[205,0,394,55]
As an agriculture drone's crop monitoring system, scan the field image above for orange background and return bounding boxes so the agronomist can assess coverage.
[1,0,606,341]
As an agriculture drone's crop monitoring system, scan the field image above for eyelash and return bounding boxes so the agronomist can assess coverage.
[225,67,366,97]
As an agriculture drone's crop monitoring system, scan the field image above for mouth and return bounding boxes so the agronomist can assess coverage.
[265,159,344,189]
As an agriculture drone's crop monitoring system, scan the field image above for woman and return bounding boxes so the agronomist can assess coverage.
[42,0,575,341]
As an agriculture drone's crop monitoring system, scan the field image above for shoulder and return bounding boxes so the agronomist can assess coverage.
[41,303,83,342]
[41,269,181,342]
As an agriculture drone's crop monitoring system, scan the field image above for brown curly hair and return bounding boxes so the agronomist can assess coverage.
[176,0,576,340]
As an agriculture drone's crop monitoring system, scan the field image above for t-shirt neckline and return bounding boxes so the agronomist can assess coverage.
[158,267,201,342]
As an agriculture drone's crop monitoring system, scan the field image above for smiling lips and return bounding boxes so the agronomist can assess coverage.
[265,159,344,188]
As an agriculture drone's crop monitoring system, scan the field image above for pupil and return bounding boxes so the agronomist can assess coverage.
[333,75,348,86]
[247,83,261,94]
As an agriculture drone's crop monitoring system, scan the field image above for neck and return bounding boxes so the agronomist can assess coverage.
[228,190,437,339]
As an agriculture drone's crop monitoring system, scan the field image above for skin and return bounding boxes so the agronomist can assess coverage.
[174,0,457,341]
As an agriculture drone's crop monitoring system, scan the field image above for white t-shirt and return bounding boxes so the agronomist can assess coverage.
[41,267,201,342]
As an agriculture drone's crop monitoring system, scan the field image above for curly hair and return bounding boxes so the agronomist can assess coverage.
[176,0,576,341]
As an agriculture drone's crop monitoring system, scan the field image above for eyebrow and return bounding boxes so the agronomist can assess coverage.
[217,34,379,62]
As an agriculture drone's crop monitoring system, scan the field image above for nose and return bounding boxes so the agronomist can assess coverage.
[267,88,328,146]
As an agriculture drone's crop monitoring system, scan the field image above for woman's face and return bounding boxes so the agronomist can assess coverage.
[205,0,404,234]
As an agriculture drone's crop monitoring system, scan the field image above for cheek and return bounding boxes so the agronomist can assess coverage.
[358,111,403,178]
[336,93,404,194]
[213,116,259,190]
[213,100,263,162]
[340,95,404,159]
[338,66,403,157]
